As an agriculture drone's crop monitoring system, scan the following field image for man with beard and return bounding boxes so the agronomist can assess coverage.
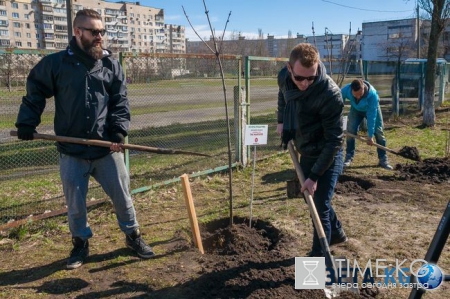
[278,43,347,257]
[15,9,155,269]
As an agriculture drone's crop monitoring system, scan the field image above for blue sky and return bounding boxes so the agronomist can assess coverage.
[139,0,418,41]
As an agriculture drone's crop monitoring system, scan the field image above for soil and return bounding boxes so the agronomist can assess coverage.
[395,157,450,183]
[397,146,422,162]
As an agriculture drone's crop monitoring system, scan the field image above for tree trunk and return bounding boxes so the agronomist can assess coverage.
[422,1,445,127]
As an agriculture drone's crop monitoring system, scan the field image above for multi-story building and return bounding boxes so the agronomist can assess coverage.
[0,0,185,54]
[0,0,41,48]
[164,24,185,54]
[362,18,426,61]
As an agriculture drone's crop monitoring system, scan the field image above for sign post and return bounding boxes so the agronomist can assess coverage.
[244,125,268,227]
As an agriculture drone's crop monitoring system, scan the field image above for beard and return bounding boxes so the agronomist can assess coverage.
[80,36,104,60]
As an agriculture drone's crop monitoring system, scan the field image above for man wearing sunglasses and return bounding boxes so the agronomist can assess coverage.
[341,79,393,170]
[15,9,155,269]
[277,43,347,257]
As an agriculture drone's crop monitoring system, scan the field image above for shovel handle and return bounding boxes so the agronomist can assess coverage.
[345,131,399,155]
[10,130,211,157]
[288,141,338,277]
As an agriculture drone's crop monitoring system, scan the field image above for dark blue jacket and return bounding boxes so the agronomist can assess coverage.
[16,43,130,160]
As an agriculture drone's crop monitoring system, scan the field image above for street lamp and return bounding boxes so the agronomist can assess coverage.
[325,27,333,76]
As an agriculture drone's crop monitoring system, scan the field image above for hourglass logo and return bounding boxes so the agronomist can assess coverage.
[295,257,326,289]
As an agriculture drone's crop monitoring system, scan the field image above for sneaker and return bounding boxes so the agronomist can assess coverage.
[343,158,352,167]
[378,159,393,170]
[330,231,348,246]
[126,228,155,259]
[67,237,89,270]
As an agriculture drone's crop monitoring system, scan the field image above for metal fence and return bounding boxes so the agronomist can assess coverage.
[0,49,448,227]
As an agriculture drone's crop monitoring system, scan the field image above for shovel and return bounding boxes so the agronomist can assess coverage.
[10,131,212,157]
[287,141,338,280]
[345,131,421,162]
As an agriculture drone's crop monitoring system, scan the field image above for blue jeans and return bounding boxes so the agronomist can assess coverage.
[346,106,388,161]
[59,152,139,240]
[300,148,344,255]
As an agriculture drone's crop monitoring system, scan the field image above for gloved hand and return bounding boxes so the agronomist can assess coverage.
[17,126,36,140]
[111,131,125,144]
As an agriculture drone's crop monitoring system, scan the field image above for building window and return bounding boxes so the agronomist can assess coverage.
[14,32,21,37]
[27,42,32,47]
[12,12,19,18]
[13,22,20,28]
[24,4,28,10]
[26,23,30,29]
[12,3,18,9]
[15,41,22,47]
[0,10,6,16]
[26,33,31,38]
[24,14,29,20]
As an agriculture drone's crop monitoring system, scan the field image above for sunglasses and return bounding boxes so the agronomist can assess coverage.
[78,27,107,37]
[289,65,317,82]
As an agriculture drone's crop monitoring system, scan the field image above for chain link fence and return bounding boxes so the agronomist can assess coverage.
[1,49,448,227]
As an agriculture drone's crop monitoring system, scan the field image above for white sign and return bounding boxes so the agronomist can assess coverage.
[245,125,268,145]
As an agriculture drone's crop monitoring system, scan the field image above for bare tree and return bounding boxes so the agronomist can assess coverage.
[418,0,450,126]
[183,1,235,226]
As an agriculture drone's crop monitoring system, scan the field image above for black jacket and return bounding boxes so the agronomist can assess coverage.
[278,62,344,181]
[16,40,130,160]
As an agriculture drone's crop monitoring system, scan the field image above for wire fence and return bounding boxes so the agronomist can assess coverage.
[0,49,448,227]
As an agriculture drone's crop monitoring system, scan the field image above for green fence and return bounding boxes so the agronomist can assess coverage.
[0,49,447,227]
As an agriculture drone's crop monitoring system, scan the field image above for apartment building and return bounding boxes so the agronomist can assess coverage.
[164,23,185,54]
[0,0,41,48]
[0,0,185,53]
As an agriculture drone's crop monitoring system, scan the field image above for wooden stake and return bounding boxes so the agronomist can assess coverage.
[180,174,204,254]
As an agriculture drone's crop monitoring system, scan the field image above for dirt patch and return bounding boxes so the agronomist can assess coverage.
[335,174,376,195]
[395,157,450,183]
[397,146,422,162]
[160,217,377,299]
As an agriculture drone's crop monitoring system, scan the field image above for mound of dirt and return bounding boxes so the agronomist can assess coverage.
[162,217,378,299]
[335,174,376,195]
[397,146,421,162]
[395,157,450,183]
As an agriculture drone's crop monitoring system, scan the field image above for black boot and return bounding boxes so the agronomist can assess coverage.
[67,237,89,270]
[126,228,155,259]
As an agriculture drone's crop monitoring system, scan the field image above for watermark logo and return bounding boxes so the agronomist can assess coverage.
[295,257,325,289]
[295,257,445,291]
[416,263,444,290]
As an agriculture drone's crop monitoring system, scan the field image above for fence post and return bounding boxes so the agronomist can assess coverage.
[240,86,247,167]
[234,85,240,163]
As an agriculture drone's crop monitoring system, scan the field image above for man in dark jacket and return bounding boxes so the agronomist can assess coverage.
[15,9,155,269]
[279,43,347,257]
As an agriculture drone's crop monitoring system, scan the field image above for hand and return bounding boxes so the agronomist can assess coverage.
[366,136,375,146]
[111,132,125,144]
[17,126,36,140]
[301,178,317,196]
[110,142,123,153]
[276,123,283,135]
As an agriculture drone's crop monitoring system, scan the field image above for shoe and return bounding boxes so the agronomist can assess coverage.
[67,237,89,270]
[343,158,352,167]
[330,231,348,246]
[126,228,155,259]
[378,159,393,170]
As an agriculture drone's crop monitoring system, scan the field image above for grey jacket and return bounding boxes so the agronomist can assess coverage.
[16,42,130,160]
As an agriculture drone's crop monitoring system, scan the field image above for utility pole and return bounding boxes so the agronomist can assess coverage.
[417,3,420,58]
[325,27,333,76]
[66,0,72,42]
